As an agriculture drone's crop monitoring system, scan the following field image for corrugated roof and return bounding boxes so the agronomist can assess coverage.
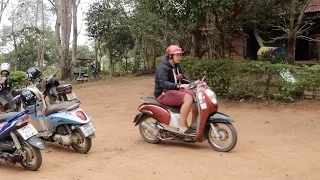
[305,0,320,13]
[76,53,95,61]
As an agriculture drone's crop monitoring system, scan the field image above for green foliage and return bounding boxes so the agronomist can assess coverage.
[85,0,134,75]
[261,50,289,64]
[9,71,28,89]
[42,65,61,80]
[1,28,59,71]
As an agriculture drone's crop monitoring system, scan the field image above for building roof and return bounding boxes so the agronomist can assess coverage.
[305,0,320,13]
[76,53,95,61]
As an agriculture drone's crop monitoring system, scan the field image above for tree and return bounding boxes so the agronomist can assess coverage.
[254,0,312,64]
[49,0,72,79]
[130,0,167,70]
[0,0,55,70]
[85,0,133,76]
[2,27,58,70]
[130,0,256,60]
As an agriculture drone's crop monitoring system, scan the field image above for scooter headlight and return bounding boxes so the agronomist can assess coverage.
[205,88,217,105]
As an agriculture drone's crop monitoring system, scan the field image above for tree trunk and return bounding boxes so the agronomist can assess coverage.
[60,0,67,79]
[36,0,41,68]
[13,36,18,71]
[125,50,128,74]
[54,0,61,57]
[144,40,149,69]
[317,41,320,61]
[190,30,201,57]
[151,42,156,69]
[95,39,100,71]
[10,11,19,70]
[60,0,72,80]
[287,38,296,64]
[40,0,45,70]
[224,34,233,59]
[108,48,113,76]
[218,33,225,58]
[71,0,78,76]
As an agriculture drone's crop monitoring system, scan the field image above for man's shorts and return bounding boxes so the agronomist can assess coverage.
[157,89,193,106]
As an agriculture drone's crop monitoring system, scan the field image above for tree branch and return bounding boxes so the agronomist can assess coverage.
[294,0,311,32]
[270,24,287,32]
[77,0,81,7]
[259,36,287,44]
[47,0,55,8]
[297,35,320,42]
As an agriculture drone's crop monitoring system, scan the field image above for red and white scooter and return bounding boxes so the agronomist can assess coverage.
[133,73,237,152]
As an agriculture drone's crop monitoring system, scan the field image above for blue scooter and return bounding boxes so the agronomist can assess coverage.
[23,89,96,154]
[0,110,44,171]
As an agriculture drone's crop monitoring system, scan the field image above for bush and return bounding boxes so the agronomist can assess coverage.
[10,71,28,89]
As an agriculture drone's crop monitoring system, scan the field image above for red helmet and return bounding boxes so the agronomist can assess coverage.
[166,44,184,55]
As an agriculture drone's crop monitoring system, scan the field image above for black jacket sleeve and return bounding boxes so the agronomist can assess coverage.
[158,67,179,90]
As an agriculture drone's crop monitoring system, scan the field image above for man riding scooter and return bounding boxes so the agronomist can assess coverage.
[154,44,198,134]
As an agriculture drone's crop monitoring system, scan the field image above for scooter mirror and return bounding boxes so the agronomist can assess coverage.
[202,71,207,81]
[177,74,184,81]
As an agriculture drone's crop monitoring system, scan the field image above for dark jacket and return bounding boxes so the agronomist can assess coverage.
[154,57,191,98]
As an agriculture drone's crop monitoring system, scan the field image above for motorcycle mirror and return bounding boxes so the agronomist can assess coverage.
[202,71,207,81]
[177,74,184,81]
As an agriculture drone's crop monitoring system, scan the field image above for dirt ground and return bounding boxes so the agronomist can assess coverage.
[1,75,320,180]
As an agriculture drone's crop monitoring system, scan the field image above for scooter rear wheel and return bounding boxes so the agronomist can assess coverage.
[19,140,42,171]
[139,116,161,144]
[71,132,92,154]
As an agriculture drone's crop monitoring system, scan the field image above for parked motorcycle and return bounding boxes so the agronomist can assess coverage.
[20,89,96,154]
[0,63,15,112]
[133,73,237,152]
[0,110,44,171]
[24,67,78,105]
[43,71,78,105]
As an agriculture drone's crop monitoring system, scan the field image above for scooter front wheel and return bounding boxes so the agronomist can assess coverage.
[207,123,237,152]
[139,116,161,144]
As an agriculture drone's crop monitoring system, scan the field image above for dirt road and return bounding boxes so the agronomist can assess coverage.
[1,75,320,180]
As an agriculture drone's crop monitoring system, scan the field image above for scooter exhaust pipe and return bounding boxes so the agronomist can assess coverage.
[141,121,160,137]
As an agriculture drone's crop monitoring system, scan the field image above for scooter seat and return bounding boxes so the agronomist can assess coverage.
[140,97,181,113]
[44,101,80,116]
[0,112,20,123]
[12,89,24,97]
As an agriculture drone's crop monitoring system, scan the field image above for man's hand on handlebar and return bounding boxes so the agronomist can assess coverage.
[179,84,190,89]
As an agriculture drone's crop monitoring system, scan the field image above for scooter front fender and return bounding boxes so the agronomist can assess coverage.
[207,112,234,123]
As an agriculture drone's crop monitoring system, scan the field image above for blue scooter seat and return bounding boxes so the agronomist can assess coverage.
[44,101,80,116]
[0,112,20,123]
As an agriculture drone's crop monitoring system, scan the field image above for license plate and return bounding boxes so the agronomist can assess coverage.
[66,92,77,100]
[79,122,96,137]
[17,124,38,140]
